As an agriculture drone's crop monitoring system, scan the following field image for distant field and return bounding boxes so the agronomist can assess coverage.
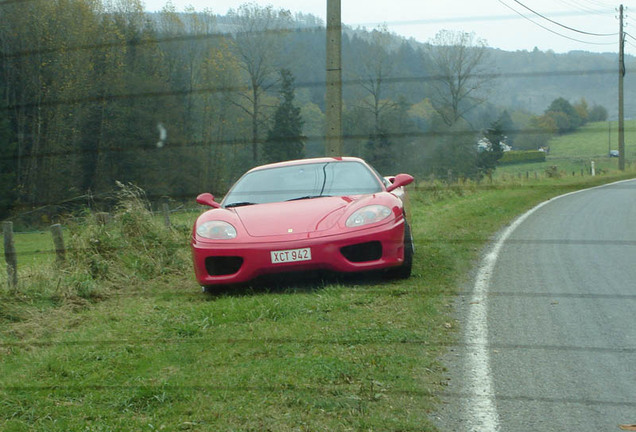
[0,230,58,269]
[497,120,636,178]
[549,120,636,159]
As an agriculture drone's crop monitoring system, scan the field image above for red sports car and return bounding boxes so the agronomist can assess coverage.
[191,157,414,289]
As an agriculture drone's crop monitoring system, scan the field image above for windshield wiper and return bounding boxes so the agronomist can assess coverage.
[224,201,256,208]
[286,195,331,202]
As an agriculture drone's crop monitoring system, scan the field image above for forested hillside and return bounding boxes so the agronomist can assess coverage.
[490,48,631,118]
[1,0,634,221]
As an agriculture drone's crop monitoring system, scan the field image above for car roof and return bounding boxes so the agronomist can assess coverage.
[247,157,366,173]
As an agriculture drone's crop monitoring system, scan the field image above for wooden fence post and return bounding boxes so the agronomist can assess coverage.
[50,224,66,264]
[162,203,171,228]
[95,212,110,225]
[2,221,18,290]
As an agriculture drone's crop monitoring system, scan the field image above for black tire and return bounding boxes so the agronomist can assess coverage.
[386,220,413,280]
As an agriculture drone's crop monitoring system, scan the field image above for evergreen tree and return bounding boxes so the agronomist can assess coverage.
[263,69,305,163]
[478,119,506,176]
[365,128,391,173]
[496,110,516,146]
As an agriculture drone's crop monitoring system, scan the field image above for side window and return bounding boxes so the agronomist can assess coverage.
[327,162,382,195]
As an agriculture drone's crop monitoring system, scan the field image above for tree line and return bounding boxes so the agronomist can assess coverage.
[0,0,616,221]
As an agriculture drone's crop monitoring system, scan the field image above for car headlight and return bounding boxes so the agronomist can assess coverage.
[346,205,392,228]
[196,221,237,239]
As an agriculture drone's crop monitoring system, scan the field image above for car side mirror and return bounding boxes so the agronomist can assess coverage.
[386,173,414,193]
[196,193,222,209]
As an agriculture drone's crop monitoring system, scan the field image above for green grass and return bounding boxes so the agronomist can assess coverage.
[548,120,636,159]
[0,230,60,269]
[497,120,636,178]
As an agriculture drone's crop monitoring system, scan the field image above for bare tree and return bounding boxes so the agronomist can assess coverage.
[357,26,397,134]
[228,3,292,163]
[426,30,493,126]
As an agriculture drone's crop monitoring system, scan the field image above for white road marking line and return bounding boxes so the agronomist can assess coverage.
[465,179,634,431]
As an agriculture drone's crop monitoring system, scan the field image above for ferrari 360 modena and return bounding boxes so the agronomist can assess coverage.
[191,157,414,289]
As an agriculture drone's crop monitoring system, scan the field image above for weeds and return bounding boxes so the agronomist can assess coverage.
[1,182,191,318]
[66,183,190,295]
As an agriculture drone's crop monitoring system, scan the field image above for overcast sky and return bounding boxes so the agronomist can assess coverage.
[141,0,630,54]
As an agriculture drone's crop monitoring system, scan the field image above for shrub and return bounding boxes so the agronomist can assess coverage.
[0,183,191,324]
[56,183,191,300]
[499,150,546,165]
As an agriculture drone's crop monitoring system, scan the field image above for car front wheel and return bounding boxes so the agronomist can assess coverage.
[386,220,413,279]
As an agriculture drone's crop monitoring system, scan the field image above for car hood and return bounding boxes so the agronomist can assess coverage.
[232,196,359,237]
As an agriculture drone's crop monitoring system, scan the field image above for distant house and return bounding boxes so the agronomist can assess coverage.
[477,138,511,153]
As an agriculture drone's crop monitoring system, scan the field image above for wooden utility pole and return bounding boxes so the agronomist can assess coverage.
[618,4,625,171]
[325,0,343,156]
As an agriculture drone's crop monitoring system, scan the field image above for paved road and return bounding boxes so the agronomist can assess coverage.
[435,179,636,432]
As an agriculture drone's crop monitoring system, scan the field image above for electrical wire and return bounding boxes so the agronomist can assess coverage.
[569,0,620,10]
[498,0,617,46]
[625,32,636,53]
[345,10,606,29]
[553,0,613,15]
[507,0,617,36]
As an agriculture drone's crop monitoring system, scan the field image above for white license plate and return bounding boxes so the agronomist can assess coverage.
[270,247,312,264]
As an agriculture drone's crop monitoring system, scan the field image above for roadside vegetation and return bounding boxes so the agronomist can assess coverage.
[1,127,635,430]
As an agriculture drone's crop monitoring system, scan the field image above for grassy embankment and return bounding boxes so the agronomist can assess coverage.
[0,122,635,431]
[497,120,636,178]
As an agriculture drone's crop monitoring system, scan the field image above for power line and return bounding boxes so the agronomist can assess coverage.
[508,0,617,36]
[498,0,617,46]
[347,9,612,29]
[553,0,614,15]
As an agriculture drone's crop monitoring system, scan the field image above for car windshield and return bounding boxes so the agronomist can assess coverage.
[223,161,383,206]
